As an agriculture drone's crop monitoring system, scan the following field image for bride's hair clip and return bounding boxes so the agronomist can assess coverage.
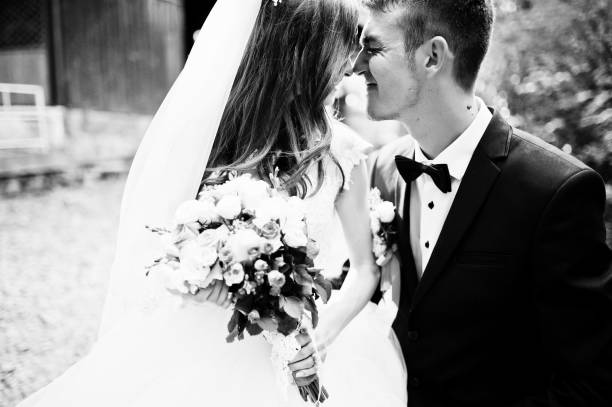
[271,0,283,6]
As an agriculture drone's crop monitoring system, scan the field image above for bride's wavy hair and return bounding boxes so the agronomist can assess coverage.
[204,0,359,197]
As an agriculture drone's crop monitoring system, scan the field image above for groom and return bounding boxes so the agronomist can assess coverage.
[357,1,612,406]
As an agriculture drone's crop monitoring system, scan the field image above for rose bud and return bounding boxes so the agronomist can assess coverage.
[254,260,269,271]
[268,269,286,289]
[223,263,245,286]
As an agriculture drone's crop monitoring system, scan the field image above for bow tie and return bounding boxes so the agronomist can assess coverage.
[395,155,452,193]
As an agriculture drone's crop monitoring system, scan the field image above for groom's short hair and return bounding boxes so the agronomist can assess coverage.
[365,0,494,91]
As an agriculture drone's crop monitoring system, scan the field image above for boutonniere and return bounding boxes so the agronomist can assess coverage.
[368,188,398,267]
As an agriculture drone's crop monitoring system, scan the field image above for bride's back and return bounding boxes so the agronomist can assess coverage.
[205,0,359,198]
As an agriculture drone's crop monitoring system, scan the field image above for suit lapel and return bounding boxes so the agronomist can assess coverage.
[394,143,419,308]
[411,111,512,306]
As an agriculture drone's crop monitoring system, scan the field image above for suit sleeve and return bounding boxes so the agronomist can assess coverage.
[513,169,612,406]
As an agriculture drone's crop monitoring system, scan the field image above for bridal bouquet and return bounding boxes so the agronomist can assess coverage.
[147,173,332,404]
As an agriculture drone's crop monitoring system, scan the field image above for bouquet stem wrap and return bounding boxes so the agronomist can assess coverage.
[263,321,328,404]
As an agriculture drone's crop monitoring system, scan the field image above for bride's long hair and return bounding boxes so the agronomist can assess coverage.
[204,0,359,197]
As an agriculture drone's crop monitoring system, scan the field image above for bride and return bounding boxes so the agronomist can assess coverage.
[18,0,406,405]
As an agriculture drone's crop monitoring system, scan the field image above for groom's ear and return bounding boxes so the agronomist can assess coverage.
[422,36,452,77]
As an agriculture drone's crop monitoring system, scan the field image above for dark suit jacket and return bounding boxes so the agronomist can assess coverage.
[370,110,612,407]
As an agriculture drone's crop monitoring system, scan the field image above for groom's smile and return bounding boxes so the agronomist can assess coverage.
[353,8,423,122]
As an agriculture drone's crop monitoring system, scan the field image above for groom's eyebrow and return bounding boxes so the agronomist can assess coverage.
[361,34,382,47]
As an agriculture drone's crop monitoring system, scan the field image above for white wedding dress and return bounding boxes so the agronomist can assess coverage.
[17,121,407,407]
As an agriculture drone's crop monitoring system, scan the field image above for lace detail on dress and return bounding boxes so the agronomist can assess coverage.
[330,120,371,191]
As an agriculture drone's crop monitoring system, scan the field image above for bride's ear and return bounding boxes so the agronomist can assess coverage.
[422,36,452,77]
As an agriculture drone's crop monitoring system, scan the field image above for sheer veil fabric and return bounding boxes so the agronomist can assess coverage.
[98,0,262,336]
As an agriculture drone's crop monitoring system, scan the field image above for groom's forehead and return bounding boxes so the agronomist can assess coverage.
[361,11,405,45]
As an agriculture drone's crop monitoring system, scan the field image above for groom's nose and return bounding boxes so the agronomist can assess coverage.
[352,49,368,76]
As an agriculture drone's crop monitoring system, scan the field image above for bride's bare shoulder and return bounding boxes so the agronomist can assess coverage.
[330,120,372,157]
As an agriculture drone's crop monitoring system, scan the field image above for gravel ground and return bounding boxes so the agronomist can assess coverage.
[0,177,125,407]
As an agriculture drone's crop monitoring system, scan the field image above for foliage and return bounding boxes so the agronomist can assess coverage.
[482,0,612,182]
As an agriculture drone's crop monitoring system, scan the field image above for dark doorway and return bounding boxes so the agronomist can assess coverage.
[183,0,215,58]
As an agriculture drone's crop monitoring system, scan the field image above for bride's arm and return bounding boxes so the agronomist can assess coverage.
[289,159,380,380]
[319,159,381,344]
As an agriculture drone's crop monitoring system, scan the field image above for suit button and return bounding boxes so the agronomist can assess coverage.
[409,376,421,388]
[407,330,419,342]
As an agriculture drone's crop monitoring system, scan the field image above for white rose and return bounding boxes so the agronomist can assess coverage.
[254,196,287,222]
[370,213,382,234]
[216,194,242,220]
[283,228,308,248]
[179,262,212,288]
[224,263,245,286]
[213,224,230,244]
[372,235,387,258]
[174,199,219,225]
[261,237,283,255]
[213,177,241,198]
[239,179,270,209]
[225,228,263,263]
[180,240,218,272]
[197,190,216,206]
[282,219,306,233]
[196,229,219,248]
[375,201,396,223]
[267,269,286,289]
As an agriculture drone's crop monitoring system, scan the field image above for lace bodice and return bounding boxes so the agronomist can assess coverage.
[303,120,370,278]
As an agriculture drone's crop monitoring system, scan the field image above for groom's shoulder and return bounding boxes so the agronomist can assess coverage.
[506,127,599,187]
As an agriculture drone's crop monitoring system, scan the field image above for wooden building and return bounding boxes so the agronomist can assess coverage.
[0,0,215,114]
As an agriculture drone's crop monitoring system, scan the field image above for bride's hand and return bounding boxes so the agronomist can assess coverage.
[178,279,232,308]
[288,330,320,386]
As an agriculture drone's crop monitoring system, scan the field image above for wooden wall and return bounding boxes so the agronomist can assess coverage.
[57,0,185,114]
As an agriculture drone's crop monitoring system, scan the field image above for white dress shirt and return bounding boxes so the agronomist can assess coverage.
[409,98,493,278]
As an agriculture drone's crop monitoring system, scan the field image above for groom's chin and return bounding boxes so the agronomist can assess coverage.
[367,105,396,122]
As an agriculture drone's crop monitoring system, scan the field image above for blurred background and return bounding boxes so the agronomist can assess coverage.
[1,0,610,405]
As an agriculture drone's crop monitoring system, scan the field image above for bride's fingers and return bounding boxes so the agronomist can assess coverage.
[214,283,229,305]
[221,292,233,308]
[294,366,317,379]
[295,332,311,347]
[290,342,316,364]
[208,280,224,303]
[188,286,214,303]
[289,355,315,372]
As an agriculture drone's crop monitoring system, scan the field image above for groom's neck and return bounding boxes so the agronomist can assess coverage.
[400,87,478,159]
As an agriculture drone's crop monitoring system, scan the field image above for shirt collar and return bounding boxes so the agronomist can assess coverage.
[414,97,493,181]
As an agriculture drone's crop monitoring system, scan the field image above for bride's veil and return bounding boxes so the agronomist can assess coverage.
[98,0,262,336]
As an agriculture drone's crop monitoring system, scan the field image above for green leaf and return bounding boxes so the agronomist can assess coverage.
[227,310,241,334]
[279,296,305,319]
[256,317,279,332]
[278,315,300,336]
[304,296,319,329]
[235,296,254,315]
[246,321,264,336]
[313,275,333,304]
[293,265,314,285]
[226,326,239,343]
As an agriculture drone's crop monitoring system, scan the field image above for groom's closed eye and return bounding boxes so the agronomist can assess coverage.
[361,35,384,53]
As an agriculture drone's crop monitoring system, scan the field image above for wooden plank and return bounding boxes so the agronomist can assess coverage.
[57,0,185,113]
